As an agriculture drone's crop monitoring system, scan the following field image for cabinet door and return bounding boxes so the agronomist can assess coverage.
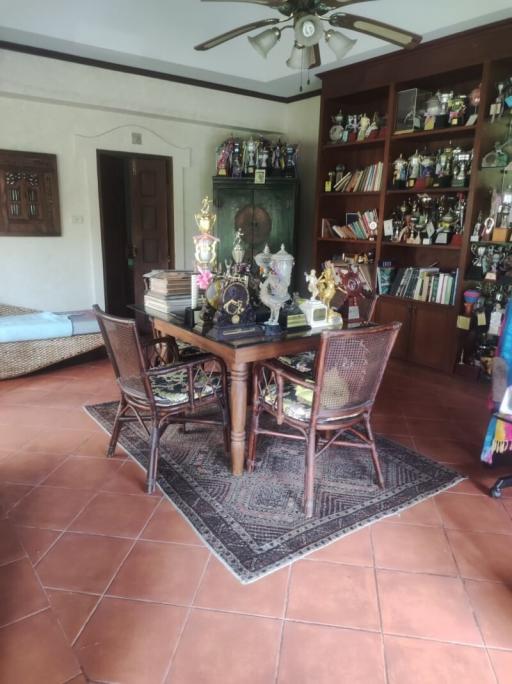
[252,183,296,260]
[374,297,411,360]
[409,305,455,372]
[213,185,254,266]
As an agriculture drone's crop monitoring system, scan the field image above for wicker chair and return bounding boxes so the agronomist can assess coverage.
[276,293,379,380]
[247,322,400,517]
[94,306,230,493]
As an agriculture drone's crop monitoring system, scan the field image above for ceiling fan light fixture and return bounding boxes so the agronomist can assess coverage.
[294,14,323,47]
[325,29,356,60]
[248,27,281,58]
[286,42,315,70]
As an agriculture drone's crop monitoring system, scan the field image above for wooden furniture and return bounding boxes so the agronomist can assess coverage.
[143,307,356,475]
[248,323,401,516]
[0,150,61,236]
[313,19,512,372]
[212,177,298,269]
[94,306,230,493]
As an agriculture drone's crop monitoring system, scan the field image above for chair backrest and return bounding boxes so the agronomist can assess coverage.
[93,305,151,400]
[312,322,401,420]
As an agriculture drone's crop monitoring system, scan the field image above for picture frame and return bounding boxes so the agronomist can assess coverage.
[254,169,266,185]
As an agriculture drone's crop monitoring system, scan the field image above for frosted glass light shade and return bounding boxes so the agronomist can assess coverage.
[325,30,356,60]
[286,43,315,70]
[248,28,281,58]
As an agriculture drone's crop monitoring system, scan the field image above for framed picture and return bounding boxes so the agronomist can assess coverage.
[254,169,266,185]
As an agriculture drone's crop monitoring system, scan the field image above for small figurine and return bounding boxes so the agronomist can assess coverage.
[392,153,408,188]
[317,263,340,321]
[357,113,370,141]
[305,269,319,300]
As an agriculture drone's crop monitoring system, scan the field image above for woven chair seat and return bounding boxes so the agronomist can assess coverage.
[277,351,316,380]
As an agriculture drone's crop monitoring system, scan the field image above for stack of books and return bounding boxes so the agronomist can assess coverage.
[381,266,458,305]
[143,270,193,314]
[333,162,383,193]
[322,209,378,240]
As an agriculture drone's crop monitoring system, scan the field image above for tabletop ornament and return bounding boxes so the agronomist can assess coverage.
[258,244,295,330]
[215,135,299,178]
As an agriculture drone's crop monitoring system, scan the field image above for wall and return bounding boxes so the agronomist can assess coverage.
[0,49,320,310]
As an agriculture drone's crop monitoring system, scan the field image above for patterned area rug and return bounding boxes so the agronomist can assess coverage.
[86,402,463,583]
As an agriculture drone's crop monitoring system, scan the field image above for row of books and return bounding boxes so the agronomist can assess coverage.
[322,209,378,240]
[143,269,193,313]
[333,162,383,193]
[377,266,458,305]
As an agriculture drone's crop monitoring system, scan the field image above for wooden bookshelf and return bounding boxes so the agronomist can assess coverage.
[313,19,512,372]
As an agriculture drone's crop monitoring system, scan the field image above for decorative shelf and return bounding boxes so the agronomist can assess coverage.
[318,237,376,245]
[381,241,461,251]
[391,125,477,141]
[322,137,385,150]
[321,191,381,197]
[386,187,469,195]
[379,294,455,309]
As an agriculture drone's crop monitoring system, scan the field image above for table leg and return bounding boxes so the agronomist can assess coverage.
[230,362,249,475]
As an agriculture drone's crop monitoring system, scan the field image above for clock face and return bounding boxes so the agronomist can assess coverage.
[221,282,250,324]
[329,125,344,142]
[301,20,316,38]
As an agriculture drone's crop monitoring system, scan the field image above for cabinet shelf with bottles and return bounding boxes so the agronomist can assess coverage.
[314,20,512,372]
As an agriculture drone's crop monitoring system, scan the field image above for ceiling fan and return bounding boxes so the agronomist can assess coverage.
[194,0,422,70]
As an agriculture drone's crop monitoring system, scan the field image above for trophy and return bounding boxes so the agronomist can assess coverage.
[329,109,345,142]
[357,113,370,141]
[317,262,342,323]
[433,145,453,187]
[406,150,421,188]
[452,147,472,187]
[231,139,243,177]
[392,153,408,188]
[300,269,329,327]
[424,92,442,130]
[448,94,467,126]
[193,196,219,289]
[258,245,294,329]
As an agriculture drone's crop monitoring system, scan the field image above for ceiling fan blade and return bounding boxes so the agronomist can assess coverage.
[312,43,321,68]
[200,0,288,7]
[316,0,377,10]
[194,18,280,50]
[329,12,422,49]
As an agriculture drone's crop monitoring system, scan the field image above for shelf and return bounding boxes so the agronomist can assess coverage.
[470,240,512,246]
[381,241,461,251]
[386,187,469,195]
[391,125,477,141]
[322,137,385,150]
[321,191,381,197]
[379,294,455,309]
[318,238,376,246]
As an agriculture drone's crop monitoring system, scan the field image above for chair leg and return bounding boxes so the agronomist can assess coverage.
[146,421,160,494]
[246,366,262,473]
[304,428,316,518]
[107,397,126,458]
[364,415,384,488]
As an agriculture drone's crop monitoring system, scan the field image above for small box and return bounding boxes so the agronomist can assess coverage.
[492,227,510,242]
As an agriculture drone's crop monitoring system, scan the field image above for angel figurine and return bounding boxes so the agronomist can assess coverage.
[305,269,319,300]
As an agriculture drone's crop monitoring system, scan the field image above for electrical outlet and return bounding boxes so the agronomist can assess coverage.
[132,132,142,145]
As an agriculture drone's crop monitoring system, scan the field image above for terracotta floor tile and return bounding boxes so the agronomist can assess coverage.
[0,450,68,485]
[168,608,281,684]
[38,390,97,409]
[377,570,482,644]
[287,560,380,630]
[0,609,81,684]
[381,434,416,450]
[36,532,132,593]
[74,597,186,684]
[503,499,512,519]
[371,414,410,436]
[488,649,512,684]
[385,497,443,526]
[384,635,496,684]
[140,499,205,545]
[0,387,52,406]
[0,421,42,449]
[465,580,512,649]
[306,526,373,565]
[21,429,93,455]
[447,529,512,582]
[278,621,385,684]
[69,491,159,538]
[34,406,99,431]
[435,492,512,534]
[372,522,457,575]
[194,556,288,617]
[74,431,126,458]
[0,518,26,566]
[9,485,93,529]
[42,456,124,489]
[46,589,100,644]
[0,482,33,512]
[108,540,209,605]
[15,525,61,564]
[101,460,161,496]
[0,557,48,627]
[411,436,480,465]
[406,418,461,441]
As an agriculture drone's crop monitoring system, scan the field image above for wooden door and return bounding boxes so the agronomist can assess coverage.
[374,296,411,360]
[409,304,455,372]
[130,157,172,307]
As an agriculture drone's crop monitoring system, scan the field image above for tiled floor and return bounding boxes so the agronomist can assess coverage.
[1,358,511,683]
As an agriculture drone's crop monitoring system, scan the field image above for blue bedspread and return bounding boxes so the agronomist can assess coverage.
[0,312,73,343]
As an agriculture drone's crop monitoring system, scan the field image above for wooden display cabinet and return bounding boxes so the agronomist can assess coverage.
[313,19,512,372]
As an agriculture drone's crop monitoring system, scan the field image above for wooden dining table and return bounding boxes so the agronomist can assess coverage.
[141,307,335,476]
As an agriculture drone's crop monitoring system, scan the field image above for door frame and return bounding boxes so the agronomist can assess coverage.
[96,150,175,313]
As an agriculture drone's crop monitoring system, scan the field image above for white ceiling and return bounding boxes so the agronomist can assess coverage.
[0,0,511,98]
